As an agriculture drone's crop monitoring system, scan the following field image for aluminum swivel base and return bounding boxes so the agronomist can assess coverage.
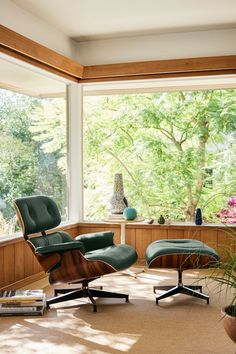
[153,269,209,304]
[47,279,129,312]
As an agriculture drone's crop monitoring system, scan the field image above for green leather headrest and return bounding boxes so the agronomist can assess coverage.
[14,195,61,236]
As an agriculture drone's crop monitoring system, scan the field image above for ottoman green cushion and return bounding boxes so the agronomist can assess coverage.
[146,239,220,267]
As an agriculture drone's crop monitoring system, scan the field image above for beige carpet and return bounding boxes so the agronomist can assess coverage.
[0,268,235,354]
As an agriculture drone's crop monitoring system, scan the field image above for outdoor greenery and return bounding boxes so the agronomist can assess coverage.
[0,89,67,235]
[1,87,235,234]
[84,89,236,221]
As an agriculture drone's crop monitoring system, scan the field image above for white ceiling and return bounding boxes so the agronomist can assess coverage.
[11,0,236,41]
[0,55,66,97]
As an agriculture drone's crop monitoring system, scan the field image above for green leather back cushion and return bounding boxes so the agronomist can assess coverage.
[29,231,73,248]
[15,195,61,235]
[76,231,114,252]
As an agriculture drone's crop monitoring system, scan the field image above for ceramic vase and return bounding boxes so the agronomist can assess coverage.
[109,173,127,214]
[158,215,165,224]
[123,207,137,220]
[222,306,236,343]
[195,208,202,225]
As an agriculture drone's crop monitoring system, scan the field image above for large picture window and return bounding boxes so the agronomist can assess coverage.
[0,58,68,236]
[83,88,236,223]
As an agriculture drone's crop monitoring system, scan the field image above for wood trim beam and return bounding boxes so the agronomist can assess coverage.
[81,69,236,83]
[0,46,78,82]
[83,55,236,81]
[1,25,236,84]
[0,25,83,79]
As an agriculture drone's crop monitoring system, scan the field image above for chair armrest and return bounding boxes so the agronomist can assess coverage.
[35,241,85,255]
[75,231,114,252]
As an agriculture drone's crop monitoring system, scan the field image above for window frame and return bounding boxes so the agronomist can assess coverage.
[0,53,81,239]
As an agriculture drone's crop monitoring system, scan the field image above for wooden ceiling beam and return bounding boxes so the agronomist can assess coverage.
[83,55,236,81]
[1,25,236,84]
[0,25,83,79]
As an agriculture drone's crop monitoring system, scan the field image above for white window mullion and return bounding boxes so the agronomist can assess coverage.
[67,84,84,221]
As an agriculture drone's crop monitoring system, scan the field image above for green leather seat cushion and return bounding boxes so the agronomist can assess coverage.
[146,239,220,266]
[86,244,137,271]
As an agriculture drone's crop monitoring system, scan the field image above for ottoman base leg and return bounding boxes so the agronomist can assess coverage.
[154,269,209,305]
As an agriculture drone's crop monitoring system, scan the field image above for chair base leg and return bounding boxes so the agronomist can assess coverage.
[47,280,129,312]
[154,269,209,305]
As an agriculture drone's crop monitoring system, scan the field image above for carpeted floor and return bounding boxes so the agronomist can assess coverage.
[0,268,235,354]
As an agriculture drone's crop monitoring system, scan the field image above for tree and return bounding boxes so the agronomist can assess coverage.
[84,90,236,221]
[0,89,67,232]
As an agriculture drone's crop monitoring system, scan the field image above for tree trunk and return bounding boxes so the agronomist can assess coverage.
[185,119,209,220]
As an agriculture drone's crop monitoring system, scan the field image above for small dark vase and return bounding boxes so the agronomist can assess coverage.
[195,208,202,225]
[158,215,165,224]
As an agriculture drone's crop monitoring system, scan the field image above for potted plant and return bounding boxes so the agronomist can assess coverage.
[208,248,236,343]
[208,196,236,343]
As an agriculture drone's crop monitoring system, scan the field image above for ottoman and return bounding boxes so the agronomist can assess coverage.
[146,239,220,304]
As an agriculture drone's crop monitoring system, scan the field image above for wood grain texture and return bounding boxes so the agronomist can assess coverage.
[148,254,217,269]
[184,228,201,240]
[0,25,83,79]
[0,46,79,83]
[0,225,81,289]
[49,249,116,285]
[0,248,4,288]
[135,228,152,259]
[1,222,235,289]
[83,56,236,80]
[80,69,236,83]
[14,242,25,281]
[3,244,15,285]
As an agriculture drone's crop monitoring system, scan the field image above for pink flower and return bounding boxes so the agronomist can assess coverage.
[220,209,229,216]
[228,197,236,207]
[216,197,236,224]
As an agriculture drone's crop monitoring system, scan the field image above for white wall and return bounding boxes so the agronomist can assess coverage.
[76,29,236,65]
[0,0,77,60]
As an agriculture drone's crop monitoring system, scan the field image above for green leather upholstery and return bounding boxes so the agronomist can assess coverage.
[75,231,137,270]
[35,241,85,255]
[146,239,220,266]
[30,231,72,247]
[86,244,138,271]
[14,195,138,311]
[14,195,61,236]
[145,238,220,305]
[14,195,137,274]
[76,231,114,252]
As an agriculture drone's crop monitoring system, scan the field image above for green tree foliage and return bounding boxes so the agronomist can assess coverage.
[29,99,67,215]
[84,90,236,221]
[0,89,67,234]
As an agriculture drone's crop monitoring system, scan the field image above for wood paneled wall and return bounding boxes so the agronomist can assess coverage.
[1,222,235,289]
[0,224,80,289]
[78,222,236,262]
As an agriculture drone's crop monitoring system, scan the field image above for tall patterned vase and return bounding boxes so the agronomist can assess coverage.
[109,173,127,214]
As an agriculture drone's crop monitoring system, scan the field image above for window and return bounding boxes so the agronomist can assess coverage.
[0,57,68,236]
[83,81,236,223]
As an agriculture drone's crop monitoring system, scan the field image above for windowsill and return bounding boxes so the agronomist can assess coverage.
[79,219,236,229]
